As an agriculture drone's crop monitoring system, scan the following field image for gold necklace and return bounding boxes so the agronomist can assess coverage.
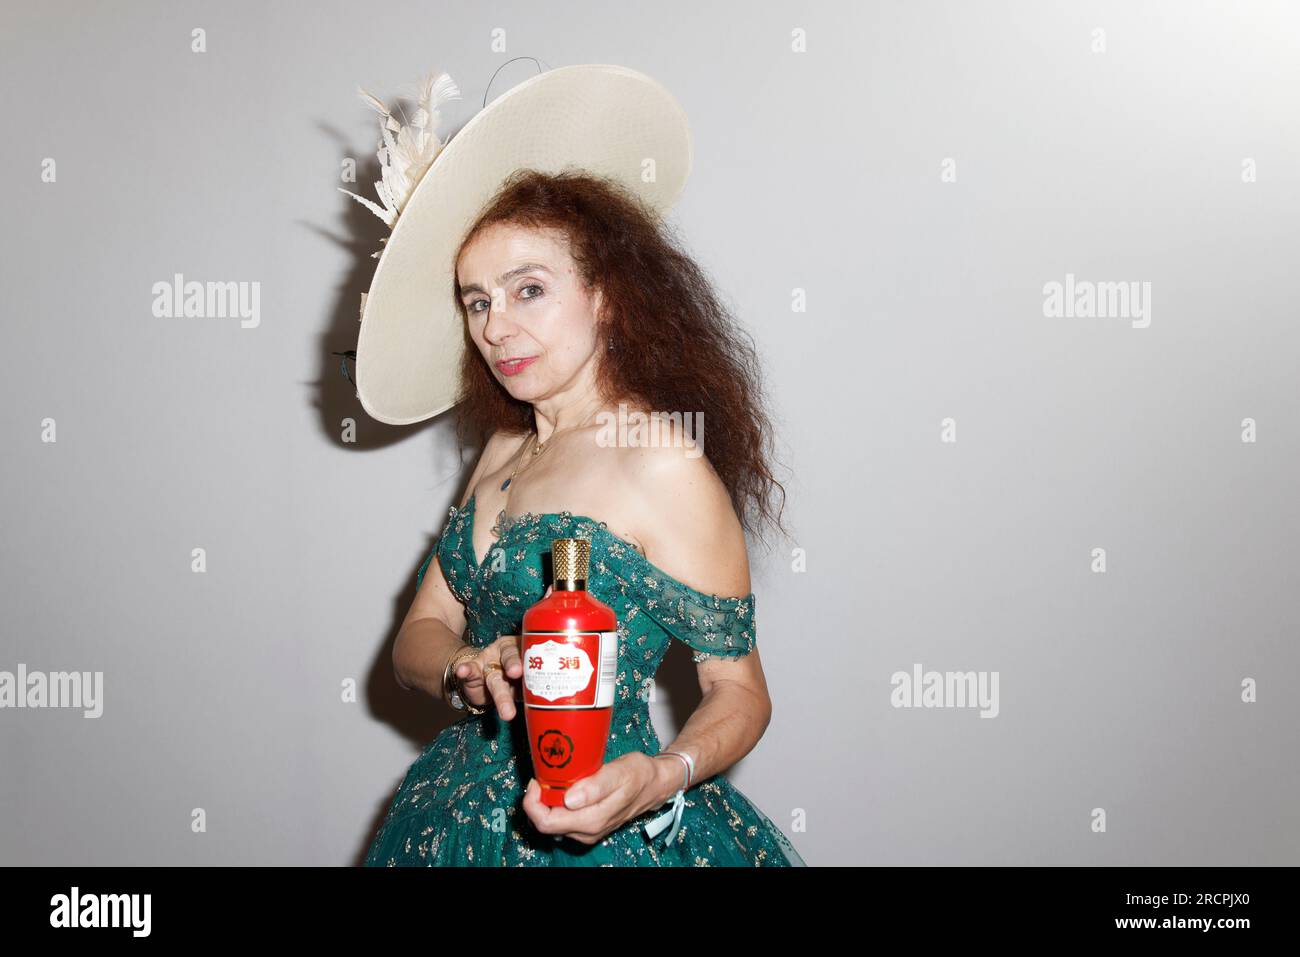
[491,407,603,538]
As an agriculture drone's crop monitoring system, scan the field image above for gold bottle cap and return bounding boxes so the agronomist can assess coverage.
[552,538,591,584]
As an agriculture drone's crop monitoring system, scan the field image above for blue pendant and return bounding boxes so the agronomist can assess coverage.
[500,477,511,491]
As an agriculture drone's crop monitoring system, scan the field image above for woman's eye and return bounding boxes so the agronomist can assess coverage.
[466,283,542,315]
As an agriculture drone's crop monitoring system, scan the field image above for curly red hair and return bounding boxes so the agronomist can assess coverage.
[450,169,788,546]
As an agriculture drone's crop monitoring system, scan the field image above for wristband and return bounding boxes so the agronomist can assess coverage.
[644,750,695,849]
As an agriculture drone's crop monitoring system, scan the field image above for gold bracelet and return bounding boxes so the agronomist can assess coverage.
[449,649,486,714]
[442,646,484,714]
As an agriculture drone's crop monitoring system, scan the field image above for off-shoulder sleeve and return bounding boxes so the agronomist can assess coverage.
[601,538,758,662]
[416,503,460,591]
[645,579,758,662]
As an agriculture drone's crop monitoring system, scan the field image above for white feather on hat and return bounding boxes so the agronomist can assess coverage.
[338,71,461,253]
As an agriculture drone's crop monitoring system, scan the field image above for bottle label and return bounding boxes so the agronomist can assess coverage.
[521,630,618,709]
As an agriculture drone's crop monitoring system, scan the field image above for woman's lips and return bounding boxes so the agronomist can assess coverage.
[496,356,538,376]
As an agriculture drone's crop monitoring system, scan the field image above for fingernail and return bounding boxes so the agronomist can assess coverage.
[565,789,585,808]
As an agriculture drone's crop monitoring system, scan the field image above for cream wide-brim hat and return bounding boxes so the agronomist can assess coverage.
[352,63,693,425]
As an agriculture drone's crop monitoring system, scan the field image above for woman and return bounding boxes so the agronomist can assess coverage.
[363,167,805,866]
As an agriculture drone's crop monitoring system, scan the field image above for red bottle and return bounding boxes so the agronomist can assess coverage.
[521,538,619,807]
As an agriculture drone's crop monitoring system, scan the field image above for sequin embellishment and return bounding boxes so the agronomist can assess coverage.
[367,495,805,867]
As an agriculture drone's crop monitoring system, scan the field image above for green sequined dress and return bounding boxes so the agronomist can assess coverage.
[365,494,807,867]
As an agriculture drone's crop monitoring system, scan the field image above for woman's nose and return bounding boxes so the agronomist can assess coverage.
[482,294,515,343]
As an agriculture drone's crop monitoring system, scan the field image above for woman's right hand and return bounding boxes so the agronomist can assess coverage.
[451,635,524,719]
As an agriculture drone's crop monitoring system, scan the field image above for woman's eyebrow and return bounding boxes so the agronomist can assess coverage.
[459,263,551,297]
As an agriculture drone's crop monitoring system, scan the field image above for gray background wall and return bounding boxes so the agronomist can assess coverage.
[2,0,1296,865]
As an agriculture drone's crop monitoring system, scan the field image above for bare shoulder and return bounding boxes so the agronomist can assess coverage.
[619,426,751,598]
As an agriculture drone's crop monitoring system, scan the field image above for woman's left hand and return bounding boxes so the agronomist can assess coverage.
[522,752,667,845]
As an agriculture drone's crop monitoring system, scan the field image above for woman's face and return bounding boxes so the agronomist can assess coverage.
[455,222,604,404]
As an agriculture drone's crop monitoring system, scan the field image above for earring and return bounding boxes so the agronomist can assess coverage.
[608,334,615,353]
